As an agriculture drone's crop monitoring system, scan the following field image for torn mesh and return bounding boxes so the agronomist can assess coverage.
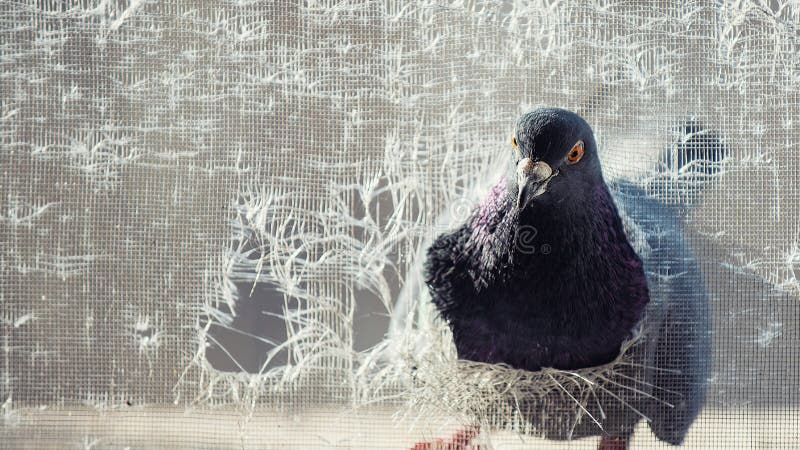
[2,0,799,448]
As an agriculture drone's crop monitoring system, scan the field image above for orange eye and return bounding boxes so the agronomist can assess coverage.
[566,141,584,164]
[511,135,518,150]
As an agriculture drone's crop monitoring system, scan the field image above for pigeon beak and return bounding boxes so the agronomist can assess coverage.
[516,158,553,210]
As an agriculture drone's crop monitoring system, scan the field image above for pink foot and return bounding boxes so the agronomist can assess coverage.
[598,435,628,450]
[410,425,480,450]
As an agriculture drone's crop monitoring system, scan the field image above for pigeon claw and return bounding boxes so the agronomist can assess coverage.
[409,425,481,450]
[598,435,629,450]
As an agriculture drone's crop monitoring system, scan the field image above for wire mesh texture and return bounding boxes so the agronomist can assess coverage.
[1,0,799,449]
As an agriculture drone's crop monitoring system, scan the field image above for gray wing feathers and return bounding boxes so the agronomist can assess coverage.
[615,184,712,444]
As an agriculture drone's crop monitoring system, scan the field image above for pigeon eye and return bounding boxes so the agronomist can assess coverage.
[511,135,518,151]
[566,141,584,164]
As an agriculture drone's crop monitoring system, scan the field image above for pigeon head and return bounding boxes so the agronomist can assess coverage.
[509,107,603,211]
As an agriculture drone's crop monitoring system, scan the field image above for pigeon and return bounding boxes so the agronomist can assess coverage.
[413,108,714,449]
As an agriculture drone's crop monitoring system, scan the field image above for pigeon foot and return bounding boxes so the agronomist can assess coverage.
[409,425,481,450]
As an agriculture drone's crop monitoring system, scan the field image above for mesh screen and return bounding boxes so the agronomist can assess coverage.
[2,0,799,448]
